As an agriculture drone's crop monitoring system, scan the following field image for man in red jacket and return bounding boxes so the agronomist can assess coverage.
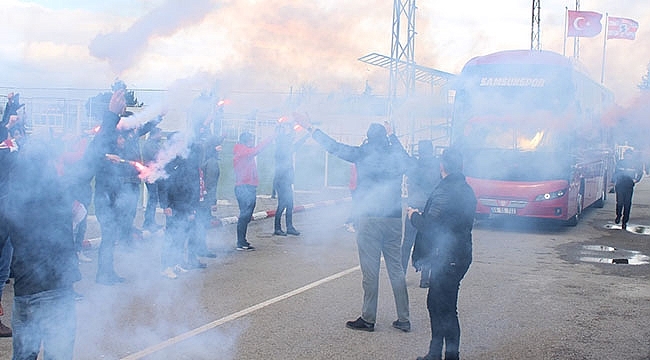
[233,131,275,250]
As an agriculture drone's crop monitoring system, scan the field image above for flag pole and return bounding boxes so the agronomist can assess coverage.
[563,7,568,56]
[600,13,608,83]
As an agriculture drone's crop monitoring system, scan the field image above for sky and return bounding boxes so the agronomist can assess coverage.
[1,0,649,107]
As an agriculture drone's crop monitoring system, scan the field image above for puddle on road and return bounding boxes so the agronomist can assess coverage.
[603,223,650,235]
[579,244,650,265]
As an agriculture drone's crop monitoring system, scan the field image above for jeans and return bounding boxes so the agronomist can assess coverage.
[615,184,634,225]
[12,287,76,360]
[94,191,120,280]
[274,178,295,231]
[143,181,160,228]
[0,240,12,296]
[115,182,139,247]
[424,262,469,360]
[356,216,409,324]
[162,212,192,268]
[235,185,257,247]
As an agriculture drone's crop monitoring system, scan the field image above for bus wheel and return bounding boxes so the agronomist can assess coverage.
[566,193,583,226]
[594,176,608,208]
[594,189,606,208]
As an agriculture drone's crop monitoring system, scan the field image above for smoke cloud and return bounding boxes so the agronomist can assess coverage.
[89,0,217,74]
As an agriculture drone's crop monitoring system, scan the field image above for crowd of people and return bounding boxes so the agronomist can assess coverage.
[0,87,478,360]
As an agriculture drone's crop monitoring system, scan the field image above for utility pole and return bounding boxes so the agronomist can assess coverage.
[573,0,581,59]
[388,0,417,130]
[531,0,541,50]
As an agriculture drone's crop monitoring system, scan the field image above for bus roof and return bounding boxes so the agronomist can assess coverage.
[463,50,573,69]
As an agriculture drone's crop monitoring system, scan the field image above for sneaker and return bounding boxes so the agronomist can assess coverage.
[174,264,189,273]
[392,320,411,332]
[162,267,178,279]
[77,251,92,263]
[615,215,621,224]
[286,228,301,236]
[0,321,11,337]
[273,229,287,236]
[345,317,374,332]
[236,245,256,251]
[74,291,84,301]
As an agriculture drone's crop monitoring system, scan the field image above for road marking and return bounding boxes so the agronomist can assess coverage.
[120,265,360,360]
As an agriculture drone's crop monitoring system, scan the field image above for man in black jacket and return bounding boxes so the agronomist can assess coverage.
[614,149,643,230]
[402,140,440,287]
[159,141,206,279]
[2,138,81,359]
[272,122,309,236]
[296,114,412,333]
[408,148,476,360]
[82,89,128,285]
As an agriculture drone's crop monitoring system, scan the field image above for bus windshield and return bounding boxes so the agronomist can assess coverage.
[454,64,575,151]
[463,148,572,181]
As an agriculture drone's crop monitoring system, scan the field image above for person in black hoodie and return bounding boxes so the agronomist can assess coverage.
[2,137,81,359]
[408,148,476,360]
[295,114,412,333]
[0,124,17,338]
[82,89,127,285]
[272,122,309,236]
[613,149,643,230]
[159,141,206,279]
[401,140,440,288]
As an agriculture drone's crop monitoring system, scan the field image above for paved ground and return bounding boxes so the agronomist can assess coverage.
[1,183,649,359]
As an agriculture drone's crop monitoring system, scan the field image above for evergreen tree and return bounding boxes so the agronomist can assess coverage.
[638,62,650,91]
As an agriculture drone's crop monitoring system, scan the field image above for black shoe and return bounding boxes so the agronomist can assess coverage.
[96,273,126,285]
[286,228,301,236]
[622,223,627,230]
[615,215,621,224]
[346,317,374,332]
[0,321,11,337]
[273,229,287,236]
[197,251,217,258]
[392,320,411,332]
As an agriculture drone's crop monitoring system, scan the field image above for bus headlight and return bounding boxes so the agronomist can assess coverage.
[534,188,567,201]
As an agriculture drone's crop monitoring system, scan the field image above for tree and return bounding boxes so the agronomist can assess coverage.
[638,62,650,91]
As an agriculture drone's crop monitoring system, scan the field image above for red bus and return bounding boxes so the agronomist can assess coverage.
[451,50,615,225]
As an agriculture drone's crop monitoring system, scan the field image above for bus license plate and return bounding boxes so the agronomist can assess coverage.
[491,207,516,215]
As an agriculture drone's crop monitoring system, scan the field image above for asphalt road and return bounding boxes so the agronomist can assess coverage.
[1,183,649,359]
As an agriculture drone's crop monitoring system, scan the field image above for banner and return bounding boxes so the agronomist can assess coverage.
[608,17,639,40]
[567,10,603,37]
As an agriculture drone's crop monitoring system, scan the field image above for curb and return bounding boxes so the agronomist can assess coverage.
[82,197,351,250]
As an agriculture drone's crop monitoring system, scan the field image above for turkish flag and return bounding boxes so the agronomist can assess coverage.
[607,17,639,40]
[567,10,603,37]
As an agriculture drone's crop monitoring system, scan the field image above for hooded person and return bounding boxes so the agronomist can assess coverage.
[401,140,440,287]
[2,138,82,358]
[294,114,412,333]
